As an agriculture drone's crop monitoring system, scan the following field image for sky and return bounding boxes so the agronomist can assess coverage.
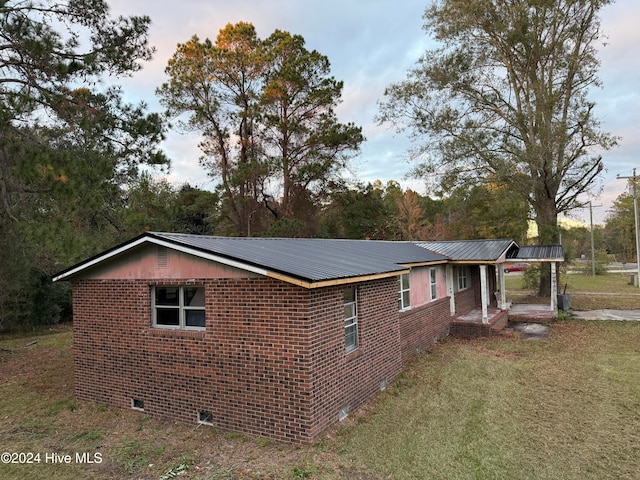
[108,0,640,225]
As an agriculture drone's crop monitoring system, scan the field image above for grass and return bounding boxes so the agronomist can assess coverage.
[2,300,640,478]
[336,321,640,479]
[505,271,640,309]
[0,326,333,479]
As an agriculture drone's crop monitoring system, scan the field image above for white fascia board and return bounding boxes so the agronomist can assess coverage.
[52,236,268,282]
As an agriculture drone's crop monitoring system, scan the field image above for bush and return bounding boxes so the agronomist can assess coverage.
[522,264,541,291]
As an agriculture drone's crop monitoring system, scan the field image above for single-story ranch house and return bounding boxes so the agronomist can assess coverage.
[53,232,563,443]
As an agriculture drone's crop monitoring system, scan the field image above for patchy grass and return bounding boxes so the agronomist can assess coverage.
[2,322,640,479]
[0,327,334,480]
[336,321,640,479]
[505,272,640,309]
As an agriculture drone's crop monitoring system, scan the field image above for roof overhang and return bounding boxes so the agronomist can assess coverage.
[447,260,503,265]
[51,234,270,283]
[53,233,564,289]
[52,234,411,289]
[268,269,411,289]
[399,260,448,268]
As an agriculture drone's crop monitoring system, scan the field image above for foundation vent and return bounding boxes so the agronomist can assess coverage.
[198,410,213,425]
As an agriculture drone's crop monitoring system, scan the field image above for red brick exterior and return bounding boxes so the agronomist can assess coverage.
[449,310,509,338]
[399,298,451,361]
[72,276,406,443]
[454,288,477,315]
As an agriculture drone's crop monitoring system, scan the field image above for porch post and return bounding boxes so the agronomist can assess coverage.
[447,264,455,315]
[480,264,488,323]
[550,261,558,312]
[498,263,506,309]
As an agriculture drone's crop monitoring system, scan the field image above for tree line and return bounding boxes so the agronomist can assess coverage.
[0,0,617,328]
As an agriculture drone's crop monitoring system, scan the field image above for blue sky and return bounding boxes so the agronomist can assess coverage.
[110,0,639,225]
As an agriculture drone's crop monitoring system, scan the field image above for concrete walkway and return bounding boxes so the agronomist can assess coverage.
[570,309,640,321]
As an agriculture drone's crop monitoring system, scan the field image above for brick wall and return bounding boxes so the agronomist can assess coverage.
[306,278,403,438]
[470,265,498,308]
[454,287,476,315]
[399,297,451,362]
[72,276,404,443]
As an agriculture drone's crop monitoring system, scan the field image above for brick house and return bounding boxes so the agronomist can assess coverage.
[53,232,559,443]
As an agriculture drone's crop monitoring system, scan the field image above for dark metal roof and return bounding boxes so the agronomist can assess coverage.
[414,239,517,262]
[507,245,564,261]
[149,232,447,282]
[53,232,448,285]
[53,232,564,286]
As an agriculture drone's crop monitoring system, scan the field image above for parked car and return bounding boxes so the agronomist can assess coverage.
[504,262,530,273]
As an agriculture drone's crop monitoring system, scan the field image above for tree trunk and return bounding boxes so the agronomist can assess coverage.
[534,198,560,297]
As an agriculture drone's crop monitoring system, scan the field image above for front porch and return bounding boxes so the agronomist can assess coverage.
[441,241,564,339]
[450,303,557,339]
[450,306,510,338]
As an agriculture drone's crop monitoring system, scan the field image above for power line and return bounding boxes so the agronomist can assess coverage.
[616,169,640,287]
[584,201,603,276]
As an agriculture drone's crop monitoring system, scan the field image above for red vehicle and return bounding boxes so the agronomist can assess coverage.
[504,262,530,273]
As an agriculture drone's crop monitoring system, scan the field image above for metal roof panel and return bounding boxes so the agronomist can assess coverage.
[54,232,449,284]
[507,245,564,261]
[415,239,517,261]
[150,233,448,282]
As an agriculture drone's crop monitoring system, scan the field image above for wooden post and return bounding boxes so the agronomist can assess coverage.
[498,263,506,309]
[446,264,456,315]
[550,261,557,312]
[480,264,488,323]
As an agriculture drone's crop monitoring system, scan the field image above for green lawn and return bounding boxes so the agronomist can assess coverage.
[2,320,640,479]
[505,271,640,309]
[336,321,640,479]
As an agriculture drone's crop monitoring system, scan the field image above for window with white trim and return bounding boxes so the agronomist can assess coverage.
[343,287,358,353]
[455,266,469,292]
[399,273,411,310]
[152,286,206,330]
[429,267,437,301]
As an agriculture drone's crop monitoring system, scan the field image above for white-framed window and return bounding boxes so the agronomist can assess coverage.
[152,285,206,330]
[429,267,437,301]
[399,273,411,311]
[456,266,469,292]
[343,287,358,353]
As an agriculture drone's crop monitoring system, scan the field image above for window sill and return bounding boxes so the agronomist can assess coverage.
[345,347,362,362]
[149,328,206,339]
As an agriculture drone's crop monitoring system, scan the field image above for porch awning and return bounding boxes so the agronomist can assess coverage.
[506,245,564,262]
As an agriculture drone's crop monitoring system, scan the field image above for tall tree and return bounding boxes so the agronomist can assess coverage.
[259,30,363,220]
[378,0,617,294]
[320,182,391,239]
[158,22,363,236]
[604,187,637,263]
[0,0,167,327]
[397,189,431,240]
[157,22,263,236]
[1,0,165,223]
[444,182,529,241]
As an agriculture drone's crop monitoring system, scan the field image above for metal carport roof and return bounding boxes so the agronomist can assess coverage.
[506,245,564,262]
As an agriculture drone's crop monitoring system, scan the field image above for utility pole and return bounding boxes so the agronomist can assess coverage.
[617,169,640,287]
[587,201,602,276]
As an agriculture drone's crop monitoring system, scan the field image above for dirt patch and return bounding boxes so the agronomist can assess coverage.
[510,322,550,340]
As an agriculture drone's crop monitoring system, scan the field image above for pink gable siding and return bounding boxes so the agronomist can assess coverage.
[83,245,259,281]
[409,265,446,308]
